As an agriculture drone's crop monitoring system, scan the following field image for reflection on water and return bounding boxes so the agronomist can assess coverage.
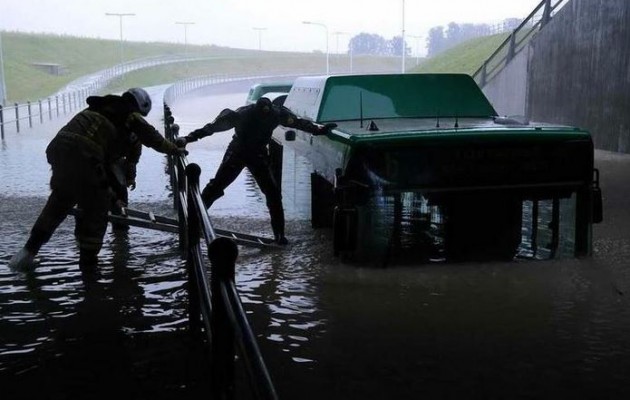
[2,90,630,398]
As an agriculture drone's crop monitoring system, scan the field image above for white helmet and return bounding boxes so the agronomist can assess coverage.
[124,87,152,116]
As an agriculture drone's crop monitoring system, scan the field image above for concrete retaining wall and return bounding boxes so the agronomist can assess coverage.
[527,0,630,152]
[482,47,530,117]
[482,0,630,152]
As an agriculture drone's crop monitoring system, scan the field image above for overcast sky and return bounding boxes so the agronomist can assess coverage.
[1,0,542,55]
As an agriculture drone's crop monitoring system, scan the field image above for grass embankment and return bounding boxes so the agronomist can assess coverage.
[412,33,510,75]
[1,30,509,102]
[105,54,400,93]
[1,31,399,102]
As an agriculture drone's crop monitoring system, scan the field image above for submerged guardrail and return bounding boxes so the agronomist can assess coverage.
[164,104,278,400]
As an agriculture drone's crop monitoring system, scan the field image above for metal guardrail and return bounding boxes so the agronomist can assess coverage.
[473,0,570,87]
[0,54,217,140]
[164,105,278,400]
[0,91,88,139]
[162,71,318,105]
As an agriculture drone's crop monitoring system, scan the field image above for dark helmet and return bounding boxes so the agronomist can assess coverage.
[123,87,152,116]
[255,97,272,114]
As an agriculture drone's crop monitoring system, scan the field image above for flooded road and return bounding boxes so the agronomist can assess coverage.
[2,82,630,398]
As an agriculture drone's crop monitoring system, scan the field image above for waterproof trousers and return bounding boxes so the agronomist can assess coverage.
[26,141,110,267]
[201,142,285,237]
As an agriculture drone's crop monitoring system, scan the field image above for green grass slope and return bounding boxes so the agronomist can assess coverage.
[0,31,399,103]
[412,33,510,76]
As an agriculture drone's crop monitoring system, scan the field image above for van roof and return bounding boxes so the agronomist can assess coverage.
[284,74,499,122]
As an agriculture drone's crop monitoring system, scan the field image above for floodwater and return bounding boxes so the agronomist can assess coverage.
[2,82,630,399]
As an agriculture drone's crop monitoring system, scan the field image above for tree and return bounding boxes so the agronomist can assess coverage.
[426,26,446,56]
[387,36,411,56]
[425,18,522,57]
[349,33,388,55]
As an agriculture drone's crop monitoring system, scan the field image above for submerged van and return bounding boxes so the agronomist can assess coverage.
[271,73,603,263]
[245,82,293,105]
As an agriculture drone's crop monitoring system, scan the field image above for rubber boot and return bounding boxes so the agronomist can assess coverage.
[274,234,289,246]
[8,247,36,272]
[201,183,223,209]
[79,250,99,269]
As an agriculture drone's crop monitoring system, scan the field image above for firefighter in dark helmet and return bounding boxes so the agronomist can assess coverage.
[180,97,336,245]
[8,88,187,271]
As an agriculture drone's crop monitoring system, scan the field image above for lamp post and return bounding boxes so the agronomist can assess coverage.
[105,13,136,68]
[303,21,329,75]
[176,21,195,76]
[333,31,352,73]
[253,27,267,51]
[401,0,406,73]
[0,31,7,105]
[408,35,423,66]
[175,21,195,56]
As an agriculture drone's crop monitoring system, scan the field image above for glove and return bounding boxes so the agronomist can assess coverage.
[125,164,137,190]
[186,128,212,143]
[316,122,337,136]
[170,145,188,157]
[174,137,188,148]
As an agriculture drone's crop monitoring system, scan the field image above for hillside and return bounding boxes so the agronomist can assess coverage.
[0,31,399,102]
[1,30,511,103]
[412,33,510,75]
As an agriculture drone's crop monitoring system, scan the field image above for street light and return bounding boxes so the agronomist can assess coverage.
[303,21,329,75]
[253,27,267,51]
[176,21,195,76]
[175,21,195,56]
[333,31,352,73]
[105,13,136,68]
[408,35,423,66]
[401,0,406,73]
[0,31,7,105]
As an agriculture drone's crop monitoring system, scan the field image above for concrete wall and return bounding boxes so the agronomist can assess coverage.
[527,0,630,152]
[482,47,530,117]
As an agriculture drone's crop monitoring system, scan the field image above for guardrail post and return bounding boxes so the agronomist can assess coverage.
[14,103,20,132]
[55,96,59,117]
[176,152,187,259]
[542,0,552,27]
[209,236,238,400]
[48,98,52,120]
[27,101,33,128]
[0,105,4,139]
[185,163,202,335]
[38,100,43,124]
[172,124,182,212]
[164,105,173,139]
[507,32,516,62]
[62,94,67,114]
[480,61,487,87]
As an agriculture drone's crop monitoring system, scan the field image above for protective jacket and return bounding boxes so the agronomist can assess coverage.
[47,95,178,165]
[187,103,323,153]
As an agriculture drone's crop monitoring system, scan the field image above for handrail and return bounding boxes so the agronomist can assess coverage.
[164,103,278,400]
[473,0,570,87]
[0,54,216,139]
[163,71,312,105]
[0,92,87,139]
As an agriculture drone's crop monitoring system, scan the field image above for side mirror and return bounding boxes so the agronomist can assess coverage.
[285,130,296,141]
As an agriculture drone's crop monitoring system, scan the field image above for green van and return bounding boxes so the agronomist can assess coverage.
[245,82,293,105]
